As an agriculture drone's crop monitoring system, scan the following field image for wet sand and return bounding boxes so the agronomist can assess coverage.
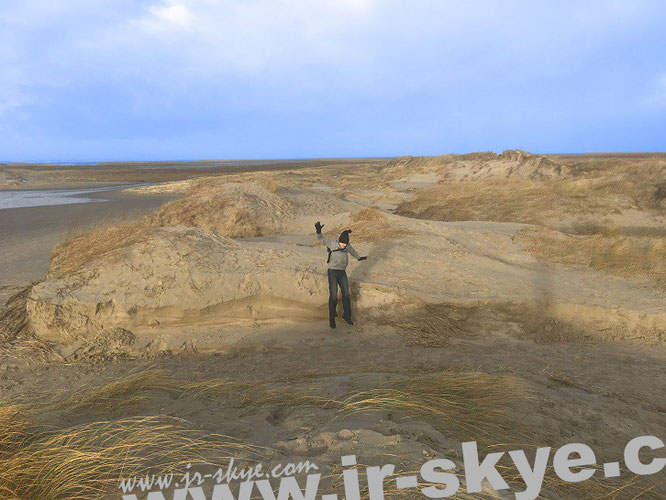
[0,189,175,304]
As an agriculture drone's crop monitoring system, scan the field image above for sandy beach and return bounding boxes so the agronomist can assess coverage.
[1,152,664,499]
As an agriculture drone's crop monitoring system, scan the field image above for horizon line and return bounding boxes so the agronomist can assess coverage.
[3,151,666,166]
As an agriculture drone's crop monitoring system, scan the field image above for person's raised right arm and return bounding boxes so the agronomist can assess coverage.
[315,221,334,247]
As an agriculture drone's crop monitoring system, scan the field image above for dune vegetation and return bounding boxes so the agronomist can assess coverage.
[394,155,666,290]
[49,219,150,279]
[519,225,666,290]
[0,367,527,499]
[395,168,665,226]
[2,366,657,498]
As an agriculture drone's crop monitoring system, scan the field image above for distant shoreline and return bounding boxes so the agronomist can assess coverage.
[0,184,153,210]
[0,188,177,303]
[0,157,391,168]
[3,153,665,190]
[3,152,665,166]
[0,158,387,191]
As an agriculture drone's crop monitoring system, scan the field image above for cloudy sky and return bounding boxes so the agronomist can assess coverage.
[1,0,665,161]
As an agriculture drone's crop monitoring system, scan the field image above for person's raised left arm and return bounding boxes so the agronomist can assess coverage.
[347,244,367,261]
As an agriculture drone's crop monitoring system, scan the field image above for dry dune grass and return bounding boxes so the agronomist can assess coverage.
[0,370,264,499]
[392,301,599,345]
[0,285,55,360]
[47,194,403,279]
[335,207,412,242]
[390,297,663,345]
[148,181,256,236]
[148,179,291,237]
[395,178,629,224]
[149,195,257,237]
[395,157,666,225]
[0,412,242,500]
[339,370,526,440]
[41,155,666,278]
[564,157,666,208]
[0,367,526,498]
[384,303,468,347]
[47,179,293,276]
[520,227,666,289]
[0,402,31,458]
[0,286,34,343]
[49,218,149,278]
[55,369,179,417]
[55,368,525,439]
[276,161,397,192]
[1,369,658,498]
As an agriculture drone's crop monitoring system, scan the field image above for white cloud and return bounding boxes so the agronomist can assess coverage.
[143,0,194,31]
[150,1,193,27]
[5,0,657,89]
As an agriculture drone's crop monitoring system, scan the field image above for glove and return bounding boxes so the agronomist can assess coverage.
[358,256,367,261]
[314,221,324,234]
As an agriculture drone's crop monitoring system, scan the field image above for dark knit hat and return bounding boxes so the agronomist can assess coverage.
[338,229,352,244]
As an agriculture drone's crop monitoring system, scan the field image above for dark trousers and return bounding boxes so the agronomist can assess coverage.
[328,269,351,320]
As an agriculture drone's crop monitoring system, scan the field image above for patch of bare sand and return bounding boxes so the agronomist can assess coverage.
[125,179,193,194]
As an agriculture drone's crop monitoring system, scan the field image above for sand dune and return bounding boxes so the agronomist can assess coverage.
[1,152,665,499]
[24,155,666,350]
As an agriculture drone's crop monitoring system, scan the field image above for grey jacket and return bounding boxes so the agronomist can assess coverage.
[318,234,361,270]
